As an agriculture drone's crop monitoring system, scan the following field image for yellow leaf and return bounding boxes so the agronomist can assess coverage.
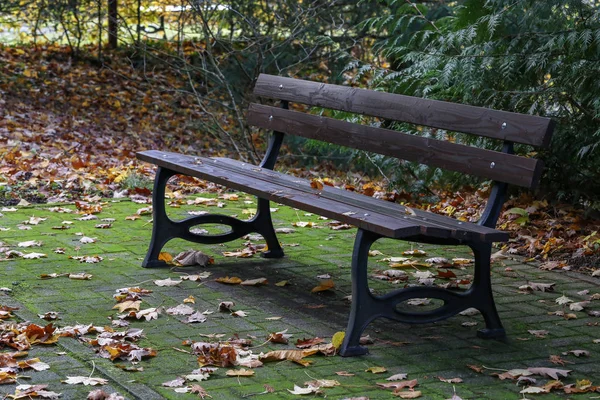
[310,179,324,190]
[331,331,345,349]
[215,276,242,285]
[226,369,255,377]
[275,280,289,287]
[311,279,335,293]
[158,252,173,262]
[366,366,387,374]
[113,300,141,313]
[183,295,195,304]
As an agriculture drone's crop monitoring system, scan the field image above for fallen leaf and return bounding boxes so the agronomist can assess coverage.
[226,369,255,377]
[154,278,182,287]
[387,373,409,381]
[63,376,109,386]
[556,295,573,305]
[393,390,422,398]
[288,385,319,395]
[527,367,571,380]
[167,304,195,316]
[366,366,387,374]
[437,377,463,383]
[528,330,549,338]
[23,252,47,259]
[173,250,213,266]
[311,279,335,293]
[241,278,268,286]
[18,240,42,247]
[215,276,242,285]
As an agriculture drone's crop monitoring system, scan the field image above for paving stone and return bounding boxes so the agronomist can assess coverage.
[1,199,599,399]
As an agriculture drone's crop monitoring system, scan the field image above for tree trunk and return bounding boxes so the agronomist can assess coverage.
[108,0,118,48]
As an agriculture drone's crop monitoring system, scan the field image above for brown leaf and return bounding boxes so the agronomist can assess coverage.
[377,379,418,389]
[527,367,571,380]
[392,390,422,398]
[215,276,242,285]
[311,279,335,293]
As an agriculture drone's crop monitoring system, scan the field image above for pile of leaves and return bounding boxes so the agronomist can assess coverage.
[1,44,599,269]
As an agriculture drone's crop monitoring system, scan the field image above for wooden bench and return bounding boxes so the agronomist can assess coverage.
[137,74,554,356]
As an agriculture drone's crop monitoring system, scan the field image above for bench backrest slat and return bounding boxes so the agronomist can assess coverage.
[248,104,543,188]
[254,74,554,148]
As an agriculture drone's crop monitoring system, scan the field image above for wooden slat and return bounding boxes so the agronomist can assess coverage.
[212,157,509,243]
[137,151,509,243]
[254,74,554,148]
[248,104,543,189]
[137,150,420,239]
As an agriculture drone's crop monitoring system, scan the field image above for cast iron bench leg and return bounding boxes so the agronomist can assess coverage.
[469,242,506,339]
[251,198,284,259]
[142,168,284,268]
[143,167,178,268]
[339,229,381,357]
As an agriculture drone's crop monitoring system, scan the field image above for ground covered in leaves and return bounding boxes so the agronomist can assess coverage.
[0,194,599,399]
[1,44,599,277]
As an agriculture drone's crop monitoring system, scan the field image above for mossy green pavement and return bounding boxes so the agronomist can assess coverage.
[0,196,599,399]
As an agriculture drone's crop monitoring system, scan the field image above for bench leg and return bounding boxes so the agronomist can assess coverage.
[142,169,284,268]
[251,198,284,259]
[339,229,381,357]
[143,167,177,268]
[469,242,506,339]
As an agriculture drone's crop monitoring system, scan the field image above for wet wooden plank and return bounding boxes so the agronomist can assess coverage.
[213,157,509,243]
[137,151,509,243]
[254,74,554,148]
[248,104,543,189]
[137,150,421,239]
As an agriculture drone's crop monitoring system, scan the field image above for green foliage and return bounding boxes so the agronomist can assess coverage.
[354,0,600,209]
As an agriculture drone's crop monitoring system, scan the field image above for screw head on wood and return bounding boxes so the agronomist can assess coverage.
[490,162,496,169]
[279,84,283,89]
[501,122,507,129]
[269,115,273,121]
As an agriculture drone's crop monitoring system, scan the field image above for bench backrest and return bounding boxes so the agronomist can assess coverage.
[249,74,554,190]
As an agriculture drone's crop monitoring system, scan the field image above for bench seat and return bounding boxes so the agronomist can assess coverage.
[138,150,508,244]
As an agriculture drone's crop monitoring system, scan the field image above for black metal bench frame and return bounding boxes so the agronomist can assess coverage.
[137,74,554,356]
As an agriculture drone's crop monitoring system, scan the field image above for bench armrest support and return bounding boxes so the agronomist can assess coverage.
[478,141,514,228]
[259,100,288,170]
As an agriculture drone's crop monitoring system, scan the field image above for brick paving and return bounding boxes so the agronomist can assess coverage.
[0,198,599,399]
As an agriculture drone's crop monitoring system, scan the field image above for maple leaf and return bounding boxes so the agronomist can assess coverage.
[185,312,208,323]
[63,376,109,386]
[527,367,571,380]
[267,329,292,344]
[377,379,418,389]
[556,295,573,305]
[113,300,141,313]
[296,337,324,349]
[288,385,320,395]
[167,304,195,316]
